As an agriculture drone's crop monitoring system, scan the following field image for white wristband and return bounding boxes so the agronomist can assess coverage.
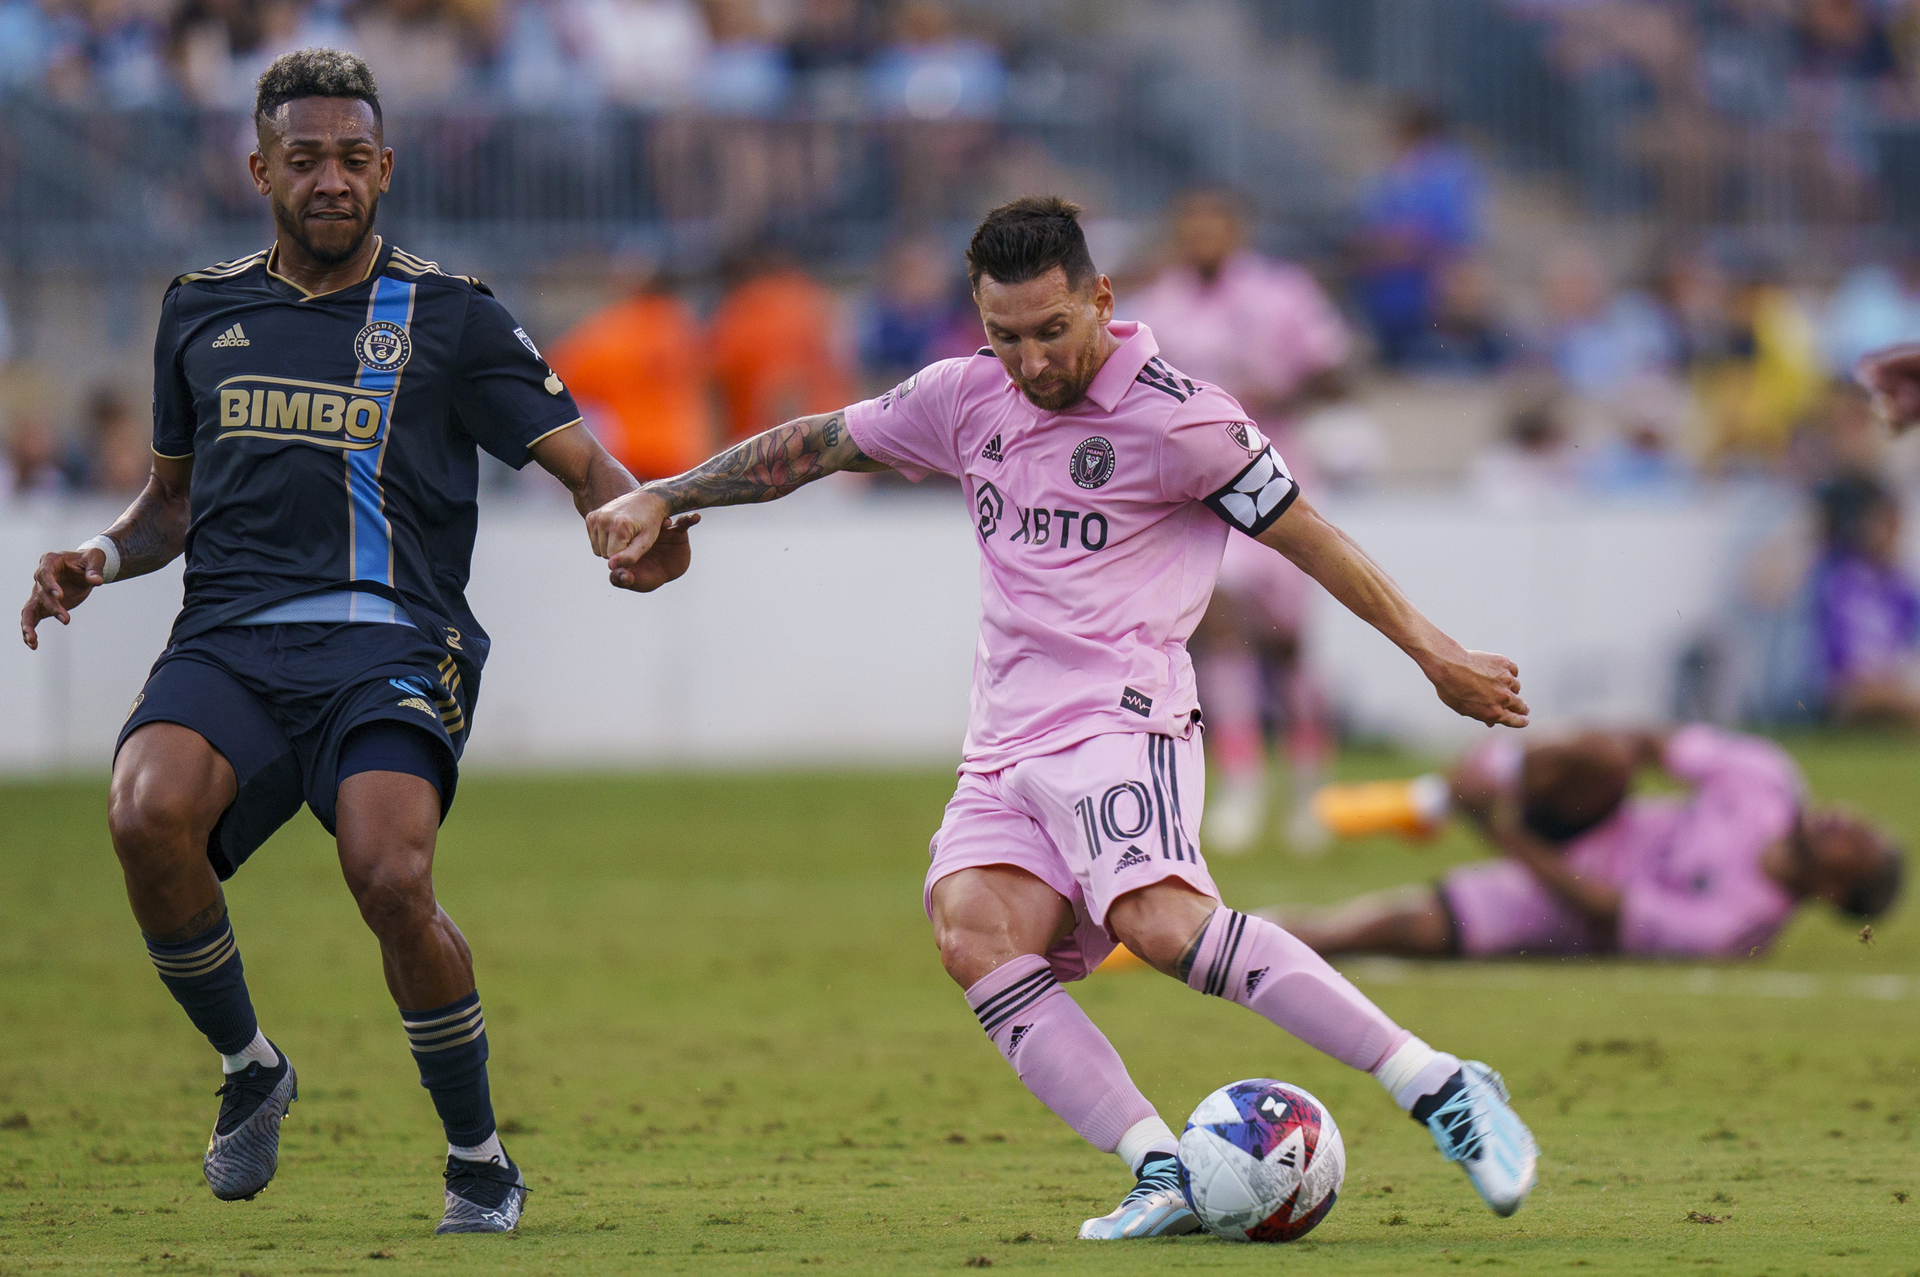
[77,534,121,583]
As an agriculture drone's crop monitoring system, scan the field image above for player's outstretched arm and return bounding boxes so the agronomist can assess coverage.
[20,454,192,649]
[587,410,885,592]
[1256,494,1529,728]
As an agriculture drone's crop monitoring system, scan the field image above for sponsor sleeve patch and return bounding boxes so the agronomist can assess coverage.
[1202,446,1299,537]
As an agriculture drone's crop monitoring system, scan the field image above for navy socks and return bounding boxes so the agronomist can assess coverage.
[401,991,496,1146]
[145,913,260,1056]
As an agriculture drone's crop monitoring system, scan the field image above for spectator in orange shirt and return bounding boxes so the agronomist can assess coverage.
[709,247,853,443]
[547,264,713,481]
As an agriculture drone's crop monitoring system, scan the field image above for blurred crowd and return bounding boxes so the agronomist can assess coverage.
[0,0,1022,115]
[1508,0,1920,223]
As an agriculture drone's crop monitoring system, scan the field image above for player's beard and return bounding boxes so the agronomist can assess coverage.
[273,191,380,267]
[1016,337,1105,412]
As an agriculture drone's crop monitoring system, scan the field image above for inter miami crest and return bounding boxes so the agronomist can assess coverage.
[355,320,412,373]
[1071,436,1115,489]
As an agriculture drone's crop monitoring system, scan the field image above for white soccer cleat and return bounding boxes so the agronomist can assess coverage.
[1419,1061,1538,1217]
[1078,1154,1202,1240]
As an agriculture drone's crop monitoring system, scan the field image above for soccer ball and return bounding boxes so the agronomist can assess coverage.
[1176,1079,1345,1242]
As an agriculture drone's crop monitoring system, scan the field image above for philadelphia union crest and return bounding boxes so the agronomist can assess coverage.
[355,320,411,372]
[1071,436,1115,489]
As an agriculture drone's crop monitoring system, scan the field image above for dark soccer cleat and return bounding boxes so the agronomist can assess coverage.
[1078,1152,1201,1239]
[203,1045,296,1201]
[436,1152,528,1234]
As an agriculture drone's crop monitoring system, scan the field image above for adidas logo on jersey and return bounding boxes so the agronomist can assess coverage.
[981,434,1004,462]
[1114,846,1152,870]
[211,323,250,348]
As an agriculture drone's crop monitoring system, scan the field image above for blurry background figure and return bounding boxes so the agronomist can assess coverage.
[1691,271,1825,470]
[569,0,708,108]
[547,255,713,482]
[1269,726,1904,961]
[5,411,64,500]
[67,384,149,497]
[1350,102,1487,369]
[865,0,1005,219]
[1538,242,1675,401]
[709,245,852,445]
[1125,188,1349,854]
[1811,470,1920,726]
[1823,252,1920,376]
[1471,395,1578,512]
[1398,257,1511,374]
[1580,375,1693,497]
[857,232,978,392]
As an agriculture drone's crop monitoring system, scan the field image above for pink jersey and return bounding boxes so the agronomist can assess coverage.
[845,321,1298,773]
[1609,725,1801,957]
[1122,252,1349,408]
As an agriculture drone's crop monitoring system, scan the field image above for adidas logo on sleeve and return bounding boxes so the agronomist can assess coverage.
[211,323,250,348]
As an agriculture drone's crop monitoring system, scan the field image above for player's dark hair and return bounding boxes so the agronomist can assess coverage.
[1841,838,1904,919]
[967,196,1098,294]
[254,48,382,129]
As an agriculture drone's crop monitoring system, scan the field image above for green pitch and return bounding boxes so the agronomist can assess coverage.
[2,737,1917,1275]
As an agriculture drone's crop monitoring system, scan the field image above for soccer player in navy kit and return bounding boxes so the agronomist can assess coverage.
[18,50,694,1233]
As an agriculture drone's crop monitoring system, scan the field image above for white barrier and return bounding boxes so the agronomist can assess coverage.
[1,482,1760,774]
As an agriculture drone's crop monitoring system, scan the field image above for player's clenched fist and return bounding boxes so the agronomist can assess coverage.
[1857,343,1920,433]
[20,548,108,649]
[1427,649,1530,729]
[586,489,699,593]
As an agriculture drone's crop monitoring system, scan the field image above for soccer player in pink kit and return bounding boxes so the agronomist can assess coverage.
[587,198,1540,1236]
[1273,726,1904,960]
[1125,189,1352,851]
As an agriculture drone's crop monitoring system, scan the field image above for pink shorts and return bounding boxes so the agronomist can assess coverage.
[925,730,1220,982]
[1438,859,1615,957]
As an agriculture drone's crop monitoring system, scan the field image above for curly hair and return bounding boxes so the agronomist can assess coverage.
[254,48,381,128]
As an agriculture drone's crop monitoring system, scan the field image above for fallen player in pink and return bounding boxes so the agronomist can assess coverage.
[1270,726,1904,959]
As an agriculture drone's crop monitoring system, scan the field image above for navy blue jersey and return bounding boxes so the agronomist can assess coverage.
[153,238,582,678]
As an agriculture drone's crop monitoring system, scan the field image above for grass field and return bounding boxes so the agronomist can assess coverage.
[3,737,1919,1275]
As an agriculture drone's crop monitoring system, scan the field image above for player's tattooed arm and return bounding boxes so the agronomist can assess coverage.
[20,455,191,648]
[647,411,882,514]
[587,409,884,592]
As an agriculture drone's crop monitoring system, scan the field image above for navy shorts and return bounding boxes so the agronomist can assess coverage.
[117,622,471,879]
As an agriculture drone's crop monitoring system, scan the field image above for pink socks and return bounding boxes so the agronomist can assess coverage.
[1197,650,1265,781]
[1186,907,1408,1073]
[965,954,1169,1158]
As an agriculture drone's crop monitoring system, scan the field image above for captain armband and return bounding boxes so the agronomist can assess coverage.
[1202,447,1299,537]
[77,534,121,583]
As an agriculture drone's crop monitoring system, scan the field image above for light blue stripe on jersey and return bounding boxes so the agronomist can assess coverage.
[227,590,418,627]
[348,277,415,587]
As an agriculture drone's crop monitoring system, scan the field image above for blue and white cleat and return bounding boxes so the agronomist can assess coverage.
[1078,1153,1201,1240]
[436,1152,528,1234]
[203,1044,296,1201]
[1416,1060,1538,1217]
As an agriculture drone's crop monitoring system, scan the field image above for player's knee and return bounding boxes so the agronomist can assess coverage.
[934,921,1001,989]
[1109,886,1217,975]
[107,777,212,870]
[347,857,436,937]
